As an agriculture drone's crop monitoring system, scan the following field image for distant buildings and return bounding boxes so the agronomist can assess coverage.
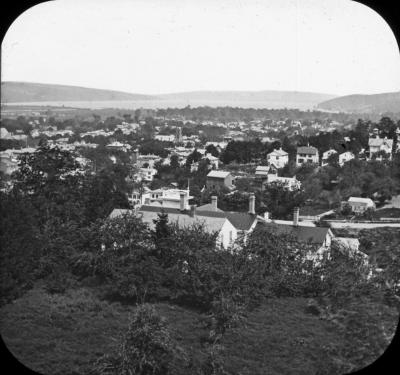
[206,170,234,190]
[155,134,175,142]
[296,146,319,166]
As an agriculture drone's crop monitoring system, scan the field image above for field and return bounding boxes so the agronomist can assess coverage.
[0,283,396,375]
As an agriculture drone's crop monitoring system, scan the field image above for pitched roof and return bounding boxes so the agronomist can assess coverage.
[297,146,318,155]
[261,222,331,245]
[268,148,288,157]
[109,206,228,233]
[348,197,374,205]
[207,170,231,179]
[368,137,393,148]
[225,212,258,231]
[197,203,224,212]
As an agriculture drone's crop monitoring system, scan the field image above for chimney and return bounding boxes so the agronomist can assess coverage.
[263,211,270,222]
[189,204,196,217]
[248,193,255,215]
[211,195,218,211]
[293,207,299,226]
[180,192,186,211]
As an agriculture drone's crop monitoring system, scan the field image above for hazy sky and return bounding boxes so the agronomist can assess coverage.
[2,0,400,96]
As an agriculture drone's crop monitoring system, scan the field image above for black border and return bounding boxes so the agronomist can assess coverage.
[0,1,399,375]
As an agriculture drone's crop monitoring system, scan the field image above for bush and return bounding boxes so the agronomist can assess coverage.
[94,304,187,375]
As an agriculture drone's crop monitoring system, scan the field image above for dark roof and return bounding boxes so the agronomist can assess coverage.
[197,203,224,212]
[261,222,331,244]
[139,205,227,218]
[139,205,257,230]
[297,146,318,155]
[226,212,258,231]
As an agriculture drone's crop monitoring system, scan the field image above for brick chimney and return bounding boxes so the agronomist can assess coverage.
[189,204,196,217]
[180,192,186,211]
[211,195,218,211]
[293,207,299,226]
[248,193,255,215]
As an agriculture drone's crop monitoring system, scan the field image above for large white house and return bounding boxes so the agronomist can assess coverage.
[267,148,289,169]
[368,136,393,160]
[296,146,319,166]
[110,205,238,249]
[129,188,193,210]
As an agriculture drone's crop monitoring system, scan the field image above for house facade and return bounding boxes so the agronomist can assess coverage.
[266,148,289,169]
[345,197,376,213]
[368,136,393,159]
[206,170,234,190]
[296,146,319,166]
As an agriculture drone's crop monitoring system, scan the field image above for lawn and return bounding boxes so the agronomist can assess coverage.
[0,285,396,375]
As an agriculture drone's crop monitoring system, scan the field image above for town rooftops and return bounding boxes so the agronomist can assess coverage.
[297,146,318,155]
[207,170,231,179]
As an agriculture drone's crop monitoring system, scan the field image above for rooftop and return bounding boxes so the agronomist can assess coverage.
[207,170,231,179]
[261,222,331,245]
[297,146,318,155]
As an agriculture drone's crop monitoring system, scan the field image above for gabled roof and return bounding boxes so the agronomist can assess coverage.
[368,137,393,148]
[207,170,231,179]
[297,146,318,155]
[109,206,229,233]
[348,197,374,205]
[225,212,258,231]
[197,203,224,212]
[268,148,288,157]
[261,222,331,245]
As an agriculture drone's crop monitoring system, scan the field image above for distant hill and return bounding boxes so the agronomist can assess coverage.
[157,90,336,109]
[1,82,338,109]
[316,91,400,114]
[1,81,156,103]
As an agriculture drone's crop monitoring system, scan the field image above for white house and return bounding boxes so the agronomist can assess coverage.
[338,151,355,166]
[155,134,175,142]
[265,174,301,191]
[321,149,337,166]
[137,188,193,210]
[345,197,376,213]
[109,204,238,249]
[259,207,334,262]
[368,136,393,160]
[267,148,289,169]
[296,146,319,166]
[197,194,259,244]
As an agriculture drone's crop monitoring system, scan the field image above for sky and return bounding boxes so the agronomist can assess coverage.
[2,0,400,96]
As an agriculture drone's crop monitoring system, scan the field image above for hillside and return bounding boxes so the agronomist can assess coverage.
[1,82,336,109]
[0,286,373,375]
[1,81,156,103]
[158,90,336,109]
[316,91,400,114]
